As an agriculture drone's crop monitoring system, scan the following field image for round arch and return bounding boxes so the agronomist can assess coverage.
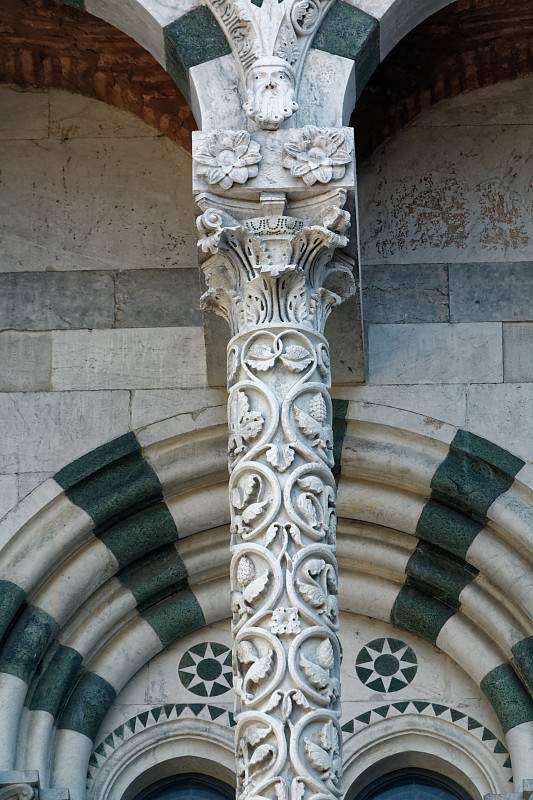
[1,401,533,797]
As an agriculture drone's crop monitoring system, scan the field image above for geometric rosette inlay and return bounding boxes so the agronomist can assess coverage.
[356,637,418,693]
[179,641,233,697]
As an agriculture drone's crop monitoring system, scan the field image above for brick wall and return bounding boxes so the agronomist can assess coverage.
[353,0,533,160]
[0,0,194,150]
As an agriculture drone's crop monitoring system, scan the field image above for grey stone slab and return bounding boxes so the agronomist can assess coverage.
[367,322,503,385]
[326,293,365,384]
[0,272,114,330]
[0,132,197,272]
[204,295,365,388]
[0,391,130,473]
[0,87,49,140]
[51,327,207,390]
[449,262,533,322]
[0,476,18,520]
[503,323,533,381]
[0,331,52,391]
[335,383,467,427]
[115,269,201,328]
[49,89,158,140]
[17,472,54,501]
[363,263,449,323]
[131,387,227,428]
[467,383,533,463]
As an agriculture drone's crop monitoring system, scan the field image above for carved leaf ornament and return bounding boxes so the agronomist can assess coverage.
[229,390,265,461]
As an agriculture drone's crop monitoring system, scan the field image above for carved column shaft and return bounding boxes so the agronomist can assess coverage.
[194,171,355,800]
[229,321,341,800]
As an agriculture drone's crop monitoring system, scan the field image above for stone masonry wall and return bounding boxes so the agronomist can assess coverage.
[350,75,533,473]
[0,86,224,517]
[0,0,194,150]
[2,77,533,520]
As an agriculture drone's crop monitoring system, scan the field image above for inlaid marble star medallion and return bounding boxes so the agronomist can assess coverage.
[178,642,233,697]
[355,637,418,693]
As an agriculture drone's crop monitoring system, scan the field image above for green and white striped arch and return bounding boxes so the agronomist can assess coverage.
[0,398,532,797]
[60,0,459,117]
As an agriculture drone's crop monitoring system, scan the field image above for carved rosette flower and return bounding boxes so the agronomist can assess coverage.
[195,131,262,190]
[282,127,352,186]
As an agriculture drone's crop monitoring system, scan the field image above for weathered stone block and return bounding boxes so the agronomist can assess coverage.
[49,89,158,140]
[131,387,227,429]
[0,391,130,473]
[0,332,52,391]
[335,383,467,427]
[0,272,114,330]
[51,327,207,390]
[359,125,533,265]
[504,323,533,381]
[0,87,48,140]
[363,263,449,323]
[450,262,533,322]
[367,322,503,384]
[115,269,201,328]
[17,472,54,501]
[0,136,197,272]
[467,383,533,462]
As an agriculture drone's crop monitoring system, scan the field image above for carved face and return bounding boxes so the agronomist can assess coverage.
[243,57,298,130]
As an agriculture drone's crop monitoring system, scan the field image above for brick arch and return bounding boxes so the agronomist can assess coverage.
[0,0,195,150]
[353,0,533,160]
[4,0,533,158]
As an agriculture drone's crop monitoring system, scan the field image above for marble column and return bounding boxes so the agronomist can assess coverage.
[193,119,356,800]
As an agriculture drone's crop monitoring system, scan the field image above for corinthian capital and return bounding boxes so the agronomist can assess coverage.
[196,196,354,337]
[193,127,357,337]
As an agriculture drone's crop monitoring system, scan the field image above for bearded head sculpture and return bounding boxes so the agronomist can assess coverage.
[243,56,298,130]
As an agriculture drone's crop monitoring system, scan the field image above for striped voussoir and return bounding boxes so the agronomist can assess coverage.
[60,0,381,102]
[0,431,211,751]
[0,401,532,786]
[337,407,533,739]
